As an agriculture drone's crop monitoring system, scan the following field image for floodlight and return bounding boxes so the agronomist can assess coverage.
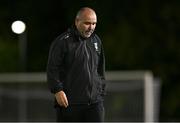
[11,20,26,34]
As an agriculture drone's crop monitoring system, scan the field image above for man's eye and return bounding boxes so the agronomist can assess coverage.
[84,22,96,25]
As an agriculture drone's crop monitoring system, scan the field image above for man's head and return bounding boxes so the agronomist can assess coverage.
[75,7,97,38]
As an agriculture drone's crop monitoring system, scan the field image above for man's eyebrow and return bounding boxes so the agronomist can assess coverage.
[84,22,97,24]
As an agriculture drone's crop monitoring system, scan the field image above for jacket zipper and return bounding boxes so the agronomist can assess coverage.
[84,41,93,104]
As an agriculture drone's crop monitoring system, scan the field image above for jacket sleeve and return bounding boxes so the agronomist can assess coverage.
[47,37,66,94]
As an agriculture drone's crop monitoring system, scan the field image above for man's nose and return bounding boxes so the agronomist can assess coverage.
[89,24,93,30]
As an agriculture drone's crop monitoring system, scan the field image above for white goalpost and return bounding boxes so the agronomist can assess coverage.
[0,71,160,122]
[105,71,157,122]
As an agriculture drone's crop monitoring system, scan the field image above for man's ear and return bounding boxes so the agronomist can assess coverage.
[75,19,78,27]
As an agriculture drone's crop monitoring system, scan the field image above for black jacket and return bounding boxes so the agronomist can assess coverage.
[47,26,105,105]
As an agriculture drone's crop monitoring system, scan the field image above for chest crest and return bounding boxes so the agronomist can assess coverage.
[94,42,98,51]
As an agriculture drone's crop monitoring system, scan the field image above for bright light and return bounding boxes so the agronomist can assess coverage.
[11,20,26,34]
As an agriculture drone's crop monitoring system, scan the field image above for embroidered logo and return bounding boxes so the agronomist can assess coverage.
[94,42,98,51]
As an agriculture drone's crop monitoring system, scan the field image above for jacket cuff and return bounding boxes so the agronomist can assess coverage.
[51,82,63,94]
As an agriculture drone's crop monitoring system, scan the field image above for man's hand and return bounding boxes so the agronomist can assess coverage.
[55,91,69,108]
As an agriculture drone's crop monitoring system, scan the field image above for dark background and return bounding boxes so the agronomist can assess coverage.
[0,0,179,121]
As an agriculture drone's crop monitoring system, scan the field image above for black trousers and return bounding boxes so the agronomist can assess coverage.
[56,101,105,122]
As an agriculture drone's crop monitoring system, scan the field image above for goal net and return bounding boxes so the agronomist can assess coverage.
[0,71,160,122]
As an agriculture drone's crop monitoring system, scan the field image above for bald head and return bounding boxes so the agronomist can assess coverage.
[75,7,97,38]
[76,7,97,20]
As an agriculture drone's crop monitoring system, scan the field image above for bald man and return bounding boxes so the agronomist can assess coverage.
[47,7,106,122]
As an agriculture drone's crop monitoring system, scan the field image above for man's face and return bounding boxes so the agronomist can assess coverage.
[75,12,97,38]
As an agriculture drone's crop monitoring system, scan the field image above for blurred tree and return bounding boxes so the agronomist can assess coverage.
[0,37,18,72]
